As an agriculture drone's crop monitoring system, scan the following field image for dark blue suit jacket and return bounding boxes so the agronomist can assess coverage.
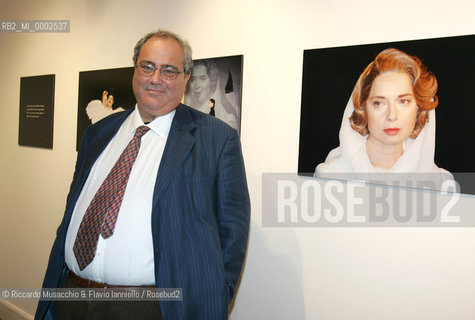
[35,104,250,320]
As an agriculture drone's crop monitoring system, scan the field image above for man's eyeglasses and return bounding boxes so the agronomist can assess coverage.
[136,61,183,80]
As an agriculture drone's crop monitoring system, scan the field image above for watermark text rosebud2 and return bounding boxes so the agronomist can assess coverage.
[262,173,468,227]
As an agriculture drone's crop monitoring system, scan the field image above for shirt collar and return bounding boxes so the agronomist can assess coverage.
[128,104,176,138]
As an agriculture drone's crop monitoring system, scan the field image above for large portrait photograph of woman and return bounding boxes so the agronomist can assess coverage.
[298,35,475,194]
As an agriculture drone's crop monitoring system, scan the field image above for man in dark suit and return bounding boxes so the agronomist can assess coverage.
[35,29,250,320]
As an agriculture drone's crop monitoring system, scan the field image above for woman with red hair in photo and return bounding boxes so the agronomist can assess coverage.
[315,48,452,186]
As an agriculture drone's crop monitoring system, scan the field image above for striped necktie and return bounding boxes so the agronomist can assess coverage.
[73,125,150,271]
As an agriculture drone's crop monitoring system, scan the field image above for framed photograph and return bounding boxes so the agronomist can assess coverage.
[184,55,243,134]
[77,67,135,150]
[19,74,55,149]
[298,35,475,194]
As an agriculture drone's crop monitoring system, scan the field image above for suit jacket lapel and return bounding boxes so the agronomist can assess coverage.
[153,104,196,205]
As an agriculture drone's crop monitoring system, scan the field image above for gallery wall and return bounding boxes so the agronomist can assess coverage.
[1,0,474,319]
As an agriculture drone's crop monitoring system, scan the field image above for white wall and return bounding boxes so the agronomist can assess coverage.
[1,0,474,319]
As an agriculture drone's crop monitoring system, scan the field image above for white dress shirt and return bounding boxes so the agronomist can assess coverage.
[65,106,175,285]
